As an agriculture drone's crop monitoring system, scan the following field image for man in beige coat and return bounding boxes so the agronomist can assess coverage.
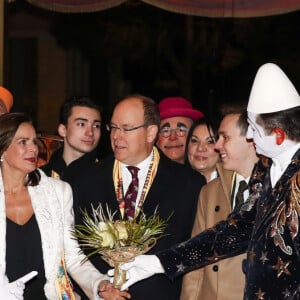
[180,106,259,300]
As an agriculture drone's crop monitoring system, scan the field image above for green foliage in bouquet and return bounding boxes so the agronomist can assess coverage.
[74,204,170,259]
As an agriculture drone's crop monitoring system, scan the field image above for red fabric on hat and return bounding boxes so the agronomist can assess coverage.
[158,97,204,121]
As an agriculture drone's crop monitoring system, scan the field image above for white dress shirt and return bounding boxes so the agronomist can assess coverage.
[121,151,154,209]
[270,143,300,188]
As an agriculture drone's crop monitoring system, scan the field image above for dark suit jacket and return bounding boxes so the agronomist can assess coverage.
[41,147,99,184]
[72,152,206,300]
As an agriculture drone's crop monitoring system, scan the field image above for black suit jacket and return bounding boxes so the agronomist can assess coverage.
[72,152,206,300]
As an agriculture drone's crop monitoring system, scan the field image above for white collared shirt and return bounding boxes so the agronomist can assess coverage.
[208,170,218,182]
[270,143,300,188]
[121,150,154,209]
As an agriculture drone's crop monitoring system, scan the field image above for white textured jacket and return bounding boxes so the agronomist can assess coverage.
[0,169,105,299]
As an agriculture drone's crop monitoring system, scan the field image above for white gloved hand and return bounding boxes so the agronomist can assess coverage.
[0,271,38,300]
[108,255,165,291]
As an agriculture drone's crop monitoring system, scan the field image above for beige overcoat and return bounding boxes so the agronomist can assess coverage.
[180,163,246,300]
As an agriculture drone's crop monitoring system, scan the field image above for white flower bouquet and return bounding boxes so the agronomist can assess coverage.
[74,204,168,288]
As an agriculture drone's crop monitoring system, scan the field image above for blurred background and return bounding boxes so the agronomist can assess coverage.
[2,0,300,148]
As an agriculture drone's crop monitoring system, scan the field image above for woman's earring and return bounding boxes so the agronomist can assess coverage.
[0,157,3,162]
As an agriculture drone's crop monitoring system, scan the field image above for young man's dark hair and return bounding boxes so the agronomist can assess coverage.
[59,96,102,125]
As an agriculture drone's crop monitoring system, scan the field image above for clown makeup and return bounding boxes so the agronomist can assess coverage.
[246,113,263,139]
[246,112,277,157]
[156,117,193,164]
[247,112,296,158]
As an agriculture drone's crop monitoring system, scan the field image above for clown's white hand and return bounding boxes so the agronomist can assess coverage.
[108,255,165,291]
[0,271,38,300]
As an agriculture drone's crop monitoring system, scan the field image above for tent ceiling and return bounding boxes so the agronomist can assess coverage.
[25,0,300,17]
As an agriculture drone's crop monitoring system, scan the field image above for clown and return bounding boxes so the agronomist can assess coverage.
[116,63,300,300]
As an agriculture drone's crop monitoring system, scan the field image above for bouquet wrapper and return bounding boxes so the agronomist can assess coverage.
[100,242,155,289]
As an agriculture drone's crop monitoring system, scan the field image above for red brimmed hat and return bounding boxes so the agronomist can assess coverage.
[158,97,204,120]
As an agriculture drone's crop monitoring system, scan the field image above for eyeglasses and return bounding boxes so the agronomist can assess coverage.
[106,123,147,133]
[159,126,189,138]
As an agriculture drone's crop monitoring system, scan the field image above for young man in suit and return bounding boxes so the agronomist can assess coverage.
[72,94,206,300]
[180,104,258,300]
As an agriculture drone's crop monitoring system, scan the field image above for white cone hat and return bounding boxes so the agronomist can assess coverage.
[247,63,300,114]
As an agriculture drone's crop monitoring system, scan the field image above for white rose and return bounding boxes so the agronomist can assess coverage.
[114,221,128,240]
[99,230,115,248]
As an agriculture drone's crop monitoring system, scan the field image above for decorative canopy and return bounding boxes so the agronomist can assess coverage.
[26,0,300,17]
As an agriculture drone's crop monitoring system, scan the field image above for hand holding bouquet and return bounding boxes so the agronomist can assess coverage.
[74,204,169,288]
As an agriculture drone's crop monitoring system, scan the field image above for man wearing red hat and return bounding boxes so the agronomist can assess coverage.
[0,86,13,114]
[157,97,204,164]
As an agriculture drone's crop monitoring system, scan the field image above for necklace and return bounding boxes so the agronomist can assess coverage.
[113,147,160,218]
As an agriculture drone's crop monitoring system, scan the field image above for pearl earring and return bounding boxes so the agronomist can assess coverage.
[0,157,3,162]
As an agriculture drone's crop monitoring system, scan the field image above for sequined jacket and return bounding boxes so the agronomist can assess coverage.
[158,148,300,300]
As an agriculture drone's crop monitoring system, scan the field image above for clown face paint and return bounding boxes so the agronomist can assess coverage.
[246,112,296,158]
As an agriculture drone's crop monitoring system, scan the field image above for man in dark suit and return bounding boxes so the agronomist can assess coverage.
[72,94,206,300]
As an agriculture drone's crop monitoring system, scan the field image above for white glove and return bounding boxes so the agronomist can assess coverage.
[108,255,165,291]
[0,271,38,300]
